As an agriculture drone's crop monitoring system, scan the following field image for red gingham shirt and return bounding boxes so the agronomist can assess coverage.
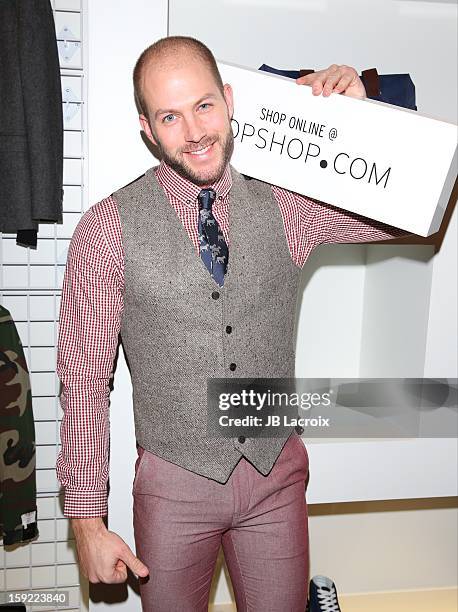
[56,160,407,517]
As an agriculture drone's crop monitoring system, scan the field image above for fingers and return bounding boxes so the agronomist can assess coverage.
[296,64,357,96]
[105,549,149,584]
[295,73,315,86]
[112,559,128,583]
[324,71,354,96]
[75,528,149,584]
[88,546,148,583]
[119,544,150,578]
[315,66,349,97]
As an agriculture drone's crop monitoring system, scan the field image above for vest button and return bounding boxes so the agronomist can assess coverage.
[225,325,232,334]
[211,291,220,300]
[295,425,304,435]
[238,435,246,444]
[229,363,237,371]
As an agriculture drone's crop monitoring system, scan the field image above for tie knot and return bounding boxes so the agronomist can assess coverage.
[198,188,216,211]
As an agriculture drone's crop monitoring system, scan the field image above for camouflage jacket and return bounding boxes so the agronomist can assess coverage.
[0,305,39,545]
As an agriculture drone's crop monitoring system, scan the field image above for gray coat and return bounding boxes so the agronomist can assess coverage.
[0,0,63,235]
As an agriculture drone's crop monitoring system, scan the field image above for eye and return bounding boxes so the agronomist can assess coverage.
[199,103,211,110]
[162,114,176,124]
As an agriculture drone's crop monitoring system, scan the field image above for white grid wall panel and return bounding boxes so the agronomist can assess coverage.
[1,2,88,610]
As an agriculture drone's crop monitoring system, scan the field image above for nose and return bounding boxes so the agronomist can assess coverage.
[183,113,206,143]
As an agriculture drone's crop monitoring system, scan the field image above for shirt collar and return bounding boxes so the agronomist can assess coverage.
[155,160,232,208]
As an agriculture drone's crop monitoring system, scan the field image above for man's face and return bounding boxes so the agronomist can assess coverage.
[139,57,234,186]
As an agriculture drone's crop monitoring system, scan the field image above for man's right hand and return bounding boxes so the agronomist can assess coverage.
[71,518,149,583]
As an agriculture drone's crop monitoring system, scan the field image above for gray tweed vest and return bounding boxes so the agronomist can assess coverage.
[114,165,302,483]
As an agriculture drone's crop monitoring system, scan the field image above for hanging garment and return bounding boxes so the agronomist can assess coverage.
[0,0,63,247]
[0,305,39,545]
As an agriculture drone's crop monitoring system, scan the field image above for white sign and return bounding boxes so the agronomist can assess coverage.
[218,61,457,237]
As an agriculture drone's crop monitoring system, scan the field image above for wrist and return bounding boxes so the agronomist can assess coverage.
[71,516,107,535]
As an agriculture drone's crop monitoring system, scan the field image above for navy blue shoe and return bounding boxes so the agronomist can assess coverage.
[306,575,342,611]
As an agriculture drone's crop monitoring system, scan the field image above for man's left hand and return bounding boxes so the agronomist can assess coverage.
[296,64,366,99]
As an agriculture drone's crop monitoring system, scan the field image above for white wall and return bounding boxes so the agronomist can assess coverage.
[86,0,167,200]
[424,211,458,376]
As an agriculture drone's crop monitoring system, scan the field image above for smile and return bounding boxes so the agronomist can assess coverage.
[187,143,213,156]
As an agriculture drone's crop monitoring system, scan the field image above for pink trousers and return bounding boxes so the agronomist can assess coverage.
[132,433,310,611]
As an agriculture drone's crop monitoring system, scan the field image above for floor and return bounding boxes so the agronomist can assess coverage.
[209,588,458,611]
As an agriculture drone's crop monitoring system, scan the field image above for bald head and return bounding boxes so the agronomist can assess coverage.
[133,36,225,119]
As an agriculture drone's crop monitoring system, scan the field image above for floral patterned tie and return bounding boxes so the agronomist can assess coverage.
[198,189,229,286]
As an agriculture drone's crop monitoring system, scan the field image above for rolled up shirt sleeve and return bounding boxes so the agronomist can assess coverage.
[56,198,124,517]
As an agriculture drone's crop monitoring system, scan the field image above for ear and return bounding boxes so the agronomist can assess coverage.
[223,84,234,120]
[139,113,158,146]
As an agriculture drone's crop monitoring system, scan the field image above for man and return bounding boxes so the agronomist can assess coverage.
[56,36,407,611]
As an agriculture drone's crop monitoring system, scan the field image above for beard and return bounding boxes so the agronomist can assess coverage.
[155,126,234,186]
